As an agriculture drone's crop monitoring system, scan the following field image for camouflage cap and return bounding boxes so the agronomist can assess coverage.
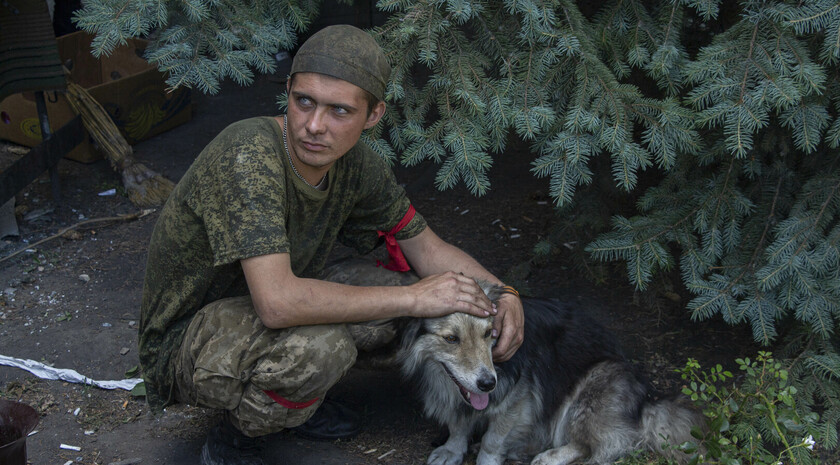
[291,25,390,101]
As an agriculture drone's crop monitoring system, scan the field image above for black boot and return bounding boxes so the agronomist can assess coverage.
[290,399,360,441]
[200,415,265,465]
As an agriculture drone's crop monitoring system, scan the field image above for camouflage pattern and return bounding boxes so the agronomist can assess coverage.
[173,258,418,437]
[173,295,357,437]
[139,116,427,411]
[321,257,419,351]
[291,25,391,101]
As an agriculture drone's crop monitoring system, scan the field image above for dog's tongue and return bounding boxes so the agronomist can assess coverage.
[470,392,489,410]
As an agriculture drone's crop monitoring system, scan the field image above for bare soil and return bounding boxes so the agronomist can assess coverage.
[0,74,760,465]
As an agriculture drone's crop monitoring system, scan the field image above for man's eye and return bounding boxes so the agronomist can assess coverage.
[333,106,348,115]
[297,97,312,107]
[443,335,459,344]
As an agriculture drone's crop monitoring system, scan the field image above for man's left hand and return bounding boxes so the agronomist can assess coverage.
[492,293,524,362]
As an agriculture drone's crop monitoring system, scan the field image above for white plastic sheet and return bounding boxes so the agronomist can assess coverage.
[0,354,142,391]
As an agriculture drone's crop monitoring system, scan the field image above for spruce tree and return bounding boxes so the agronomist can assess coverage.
[76,0,840,449]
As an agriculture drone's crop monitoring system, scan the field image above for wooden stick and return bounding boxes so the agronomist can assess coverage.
[0,209,154,264]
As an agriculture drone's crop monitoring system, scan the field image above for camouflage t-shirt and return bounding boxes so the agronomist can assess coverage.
[139,116,426,411]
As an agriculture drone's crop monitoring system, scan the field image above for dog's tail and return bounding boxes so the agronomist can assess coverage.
[640,396,705,463]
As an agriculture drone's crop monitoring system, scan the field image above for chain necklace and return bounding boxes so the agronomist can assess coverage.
[282,115,327,190]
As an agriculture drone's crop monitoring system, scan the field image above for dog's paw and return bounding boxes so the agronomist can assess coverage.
[530,445,584,465]
[530,453,552,465]
[475,450,505,465]
[427,445,466,465]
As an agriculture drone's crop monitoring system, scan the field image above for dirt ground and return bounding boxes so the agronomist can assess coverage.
[0,73,760,465]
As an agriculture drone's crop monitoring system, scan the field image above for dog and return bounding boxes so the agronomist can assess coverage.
[398,283,702,465]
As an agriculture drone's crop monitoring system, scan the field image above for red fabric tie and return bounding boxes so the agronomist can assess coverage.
[263,390,320,409]
[377,205,416,272]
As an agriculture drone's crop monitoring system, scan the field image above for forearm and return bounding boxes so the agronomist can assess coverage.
[242,251,493,329]
[252,276,415,328]
[400,227,504,286]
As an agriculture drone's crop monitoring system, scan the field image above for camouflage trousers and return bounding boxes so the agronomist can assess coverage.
[173,257,418,437]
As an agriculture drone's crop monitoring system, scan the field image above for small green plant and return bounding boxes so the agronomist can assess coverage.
[678,352,823,465]
[124,365,140,377]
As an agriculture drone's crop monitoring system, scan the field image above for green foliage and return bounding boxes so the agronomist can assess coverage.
[74,0,320,94]
[677,352,824,465]
[779,328,840,451]
[377,0,705,199]
[76,0,840,450]
[130,381,147,397]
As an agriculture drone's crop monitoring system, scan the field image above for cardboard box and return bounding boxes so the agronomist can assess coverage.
[0,31,191,162]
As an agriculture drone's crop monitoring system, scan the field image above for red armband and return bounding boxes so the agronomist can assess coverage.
[376,205,416,272]
[263,390,319,409]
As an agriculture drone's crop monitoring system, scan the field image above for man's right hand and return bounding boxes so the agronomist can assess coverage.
[406,272,495,319]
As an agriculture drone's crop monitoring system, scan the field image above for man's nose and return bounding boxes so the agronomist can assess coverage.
[305,108,327,134]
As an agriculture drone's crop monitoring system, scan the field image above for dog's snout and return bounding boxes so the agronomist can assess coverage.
[477,375,496,393]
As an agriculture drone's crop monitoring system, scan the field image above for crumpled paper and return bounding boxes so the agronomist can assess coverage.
[0,354,142,391]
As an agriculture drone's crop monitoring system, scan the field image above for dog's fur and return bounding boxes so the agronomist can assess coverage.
[398,284,702,465]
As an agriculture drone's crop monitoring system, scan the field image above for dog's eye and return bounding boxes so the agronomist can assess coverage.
[484,329,492,338]
[443,335,459,344]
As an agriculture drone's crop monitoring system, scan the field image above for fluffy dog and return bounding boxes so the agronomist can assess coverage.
[398,284,702,465]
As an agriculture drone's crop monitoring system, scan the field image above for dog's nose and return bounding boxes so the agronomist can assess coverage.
[477,375,496,392]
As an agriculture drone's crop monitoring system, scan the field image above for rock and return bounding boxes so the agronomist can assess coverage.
[61,230,83,241]
[79,274,90,283]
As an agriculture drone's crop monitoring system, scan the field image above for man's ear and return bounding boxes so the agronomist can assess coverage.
[364,101,386,129]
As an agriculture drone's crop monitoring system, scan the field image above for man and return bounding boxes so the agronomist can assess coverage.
[139,24,524,465]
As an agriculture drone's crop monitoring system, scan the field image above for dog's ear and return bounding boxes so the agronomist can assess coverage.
[398,317,426,350]
[474,279,505,304]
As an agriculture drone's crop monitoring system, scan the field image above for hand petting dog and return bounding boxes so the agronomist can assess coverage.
[407,271,495,318]
[405,272,525,362]
[492,293,524,362]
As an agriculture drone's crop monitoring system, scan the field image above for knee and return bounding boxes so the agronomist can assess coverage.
[291,324,357,365]
[256,324,357,388]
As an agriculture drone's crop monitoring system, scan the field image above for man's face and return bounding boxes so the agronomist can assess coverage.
[285,72,385,179]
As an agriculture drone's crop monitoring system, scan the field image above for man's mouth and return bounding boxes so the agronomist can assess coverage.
[301,140,326,151]
[442,363,490,410]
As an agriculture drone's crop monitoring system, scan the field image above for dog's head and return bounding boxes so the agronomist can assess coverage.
[399,281,502,411]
